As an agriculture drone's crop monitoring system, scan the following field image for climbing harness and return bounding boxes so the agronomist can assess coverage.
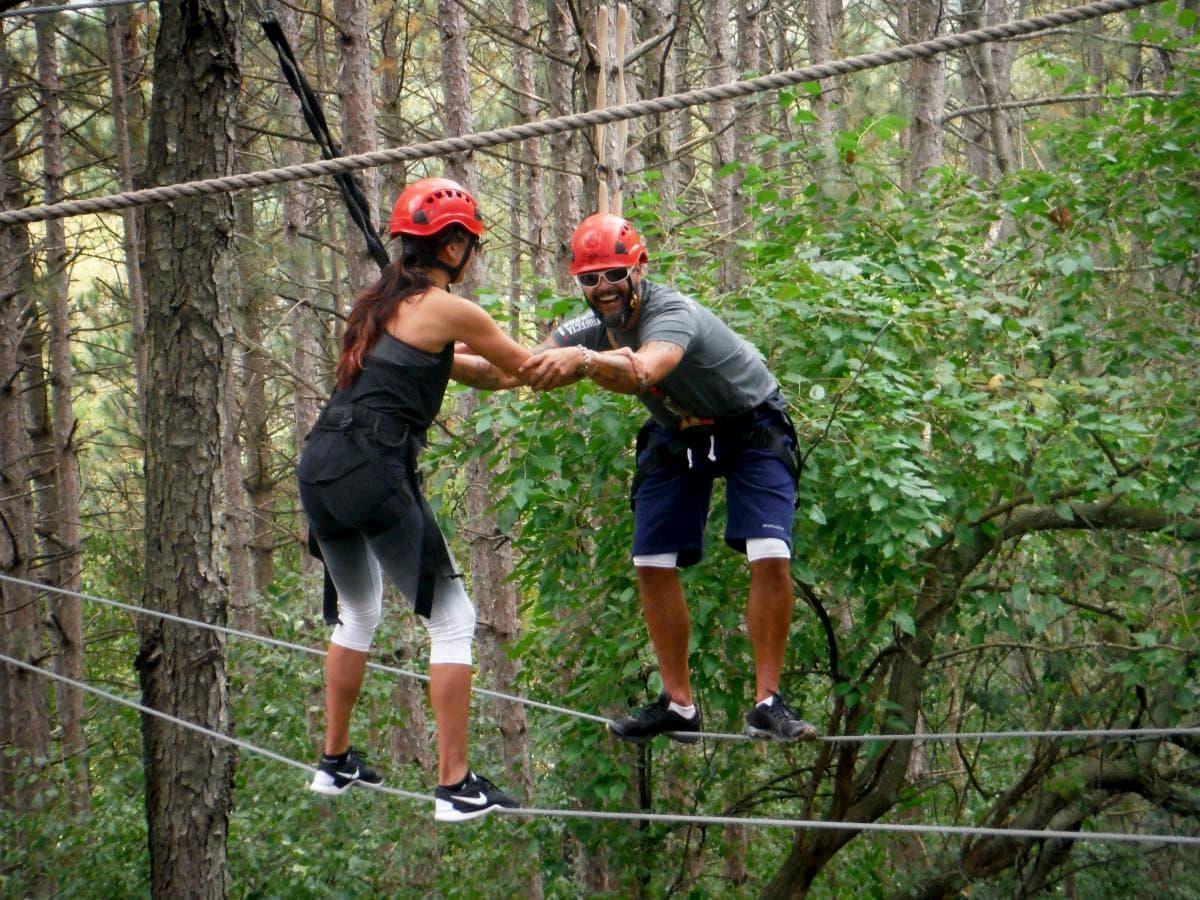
[630,403,803,512]
[306,402,456,621]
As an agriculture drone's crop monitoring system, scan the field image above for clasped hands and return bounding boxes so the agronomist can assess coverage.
[519,345,638,391]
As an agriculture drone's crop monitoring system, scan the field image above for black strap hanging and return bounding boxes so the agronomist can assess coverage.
[258,15,390,273]
[259,7,395,621]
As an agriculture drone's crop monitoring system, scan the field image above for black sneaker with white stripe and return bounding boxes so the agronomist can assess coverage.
[434,771,519,823]
[743,693,818,741]
[310,747,383,796]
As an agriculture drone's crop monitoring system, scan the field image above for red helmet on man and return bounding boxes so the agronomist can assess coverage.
[569,213,648,274]
[389,177,485,239]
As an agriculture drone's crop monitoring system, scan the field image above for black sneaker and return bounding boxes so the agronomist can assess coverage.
[743,693,818,742]
[434,771,519,823]
[310,746,384,795]
[608,692,702,744]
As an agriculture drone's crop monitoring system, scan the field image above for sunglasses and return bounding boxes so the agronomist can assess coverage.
[577,267,631,288]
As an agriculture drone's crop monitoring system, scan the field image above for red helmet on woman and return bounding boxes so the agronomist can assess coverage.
[569,213,648,274]
[388,177,485,239]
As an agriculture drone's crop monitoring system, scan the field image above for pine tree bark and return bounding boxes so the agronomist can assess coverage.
[961,0,1014,179]
[731,0,762,261]
[548,0,581,291]
[707,0,738,290]
[36,9,88,812]
[806,0,846,183]
[901,0,946,190]
[333,0,381,297]
[235,189,275,604]
[513,0,550,288]
[136,3,241,895]
[106,6,148,418]
[0,29,50,813]
[276,4,323,545]
[223,183,254,625]
[642,0,680,208]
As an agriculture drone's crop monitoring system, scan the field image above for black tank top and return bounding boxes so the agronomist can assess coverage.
[298,334,452,485]
[332,333,453,438]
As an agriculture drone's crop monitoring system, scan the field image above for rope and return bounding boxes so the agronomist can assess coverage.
[0,0,1162,227]
[5,573,1199,745]
[0,0,147,19]
[4,650,1199,845]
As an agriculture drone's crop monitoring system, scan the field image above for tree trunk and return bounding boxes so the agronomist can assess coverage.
[222,337,254,627]
[276,4,322,563]
[36,8,88,812]
[106,6,148,421]
[901,0,946,190]
[732,0,762,265]
[333,0,381,297]
[961,0,1013,179]
[513,0,550,289]
[643,0,680,209]
[707,0,738,291]
[221,188,253,626]
[136,2,241,895]
[235,190,275,605]
[806,0,846,183]
[548,0,581,292]
[0,29,50,813]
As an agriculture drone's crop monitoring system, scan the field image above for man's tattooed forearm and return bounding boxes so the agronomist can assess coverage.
[473,357,505,389]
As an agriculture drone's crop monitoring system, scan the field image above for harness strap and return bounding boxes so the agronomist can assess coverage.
[307,530,340,626]
[630,408,804,511]
[306,403,456,619]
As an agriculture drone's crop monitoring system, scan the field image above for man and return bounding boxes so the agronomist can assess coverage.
[461,212,816,743]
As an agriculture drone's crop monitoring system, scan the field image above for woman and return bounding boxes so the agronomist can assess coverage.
[298,178,529,822]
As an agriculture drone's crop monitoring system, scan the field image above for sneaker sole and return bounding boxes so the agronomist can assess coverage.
[310,781,351,795]
[310,776,383,796]
[607,724,702,745]
[743,723,819,742]
[434,803,507,823]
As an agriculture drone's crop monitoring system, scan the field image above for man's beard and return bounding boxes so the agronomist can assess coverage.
[589,282,636,330]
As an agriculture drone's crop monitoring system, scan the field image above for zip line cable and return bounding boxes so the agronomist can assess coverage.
[0,0,146,19]
[0,650,429,804]
[5,572,1198,745]
[4,649,1199,845]
[0,0,1164,227]
[0,571,610,726]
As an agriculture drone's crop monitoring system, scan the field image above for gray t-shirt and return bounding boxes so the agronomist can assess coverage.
[551,280,780,428]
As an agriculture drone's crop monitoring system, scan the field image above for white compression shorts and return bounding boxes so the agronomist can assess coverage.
[324,539,476,666]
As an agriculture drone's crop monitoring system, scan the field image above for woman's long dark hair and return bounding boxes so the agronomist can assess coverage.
[334,225,471,389]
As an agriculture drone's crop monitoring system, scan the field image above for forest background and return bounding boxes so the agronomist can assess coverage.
[0,0,1197,897]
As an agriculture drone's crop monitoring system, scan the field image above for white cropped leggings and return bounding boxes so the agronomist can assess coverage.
[315,529,476,665]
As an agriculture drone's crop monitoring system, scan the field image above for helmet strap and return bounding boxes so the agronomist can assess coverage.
[444,236,478,282]
[404,233,477,283]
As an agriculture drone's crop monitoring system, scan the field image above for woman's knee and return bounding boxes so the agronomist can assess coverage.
[424,580,476,666]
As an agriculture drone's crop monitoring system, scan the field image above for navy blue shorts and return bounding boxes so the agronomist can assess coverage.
[631,408,797,566]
